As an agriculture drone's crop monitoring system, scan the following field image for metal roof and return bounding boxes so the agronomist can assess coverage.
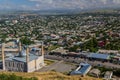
[6,53,42,63]
[71,63,91,75]
[88,53,110,60]
[78,65,90,74]
[13,54,40,62]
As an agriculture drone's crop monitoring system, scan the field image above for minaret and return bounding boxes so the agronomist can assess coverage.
[19,42,22,52]
[41,42,44,56]
[1,43,5,70]
[26,46,29,63]
[26,46,29,72]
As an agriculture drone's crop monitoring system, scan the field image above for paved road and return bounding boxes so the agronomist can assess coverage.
[38,60,76,72]
[40,60,63,71]
[45,55,120,69]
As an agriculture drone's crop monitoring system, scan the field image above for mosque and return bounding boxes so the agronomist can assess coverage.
[0,42,44,72]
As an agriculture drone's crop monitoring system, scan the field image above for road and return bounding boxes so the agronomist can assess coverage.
[45,55,120,69]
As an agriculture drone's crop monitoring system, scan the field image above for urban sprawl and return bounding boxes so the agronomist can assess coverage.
[0,11,120,79]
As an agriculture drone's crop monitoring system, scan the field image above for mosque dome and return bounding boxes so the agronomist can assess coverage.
[18,50,26,57]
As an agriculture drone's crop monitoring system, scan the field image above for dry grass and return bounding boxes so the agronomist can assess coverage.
[0,71,102,80]
[44,59,55,65]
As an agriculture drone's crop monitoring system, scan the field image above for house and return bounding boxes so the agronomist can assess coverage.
[98,50,119,54]
[104,71,113,80]
[89,69,100,78]
[51,47,67,54]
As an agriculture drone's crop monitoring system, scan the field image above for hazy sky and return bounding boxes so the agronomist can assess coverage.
[0,0,120,10]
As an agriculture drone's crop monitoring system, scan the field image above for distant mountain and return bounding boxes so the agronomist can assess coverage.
[15,7,120,15]
[0,7,120,15]
[1,0,120,12]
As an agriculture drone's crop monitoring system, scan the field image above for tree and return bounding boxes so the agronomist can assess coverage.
[20,37,34,45]
[69,45,79,52]
[81,37,98,52]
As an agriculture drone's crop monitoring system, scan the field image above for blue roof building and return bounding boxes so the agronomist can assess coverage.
[87,53,110,60]
[71,63,91,76]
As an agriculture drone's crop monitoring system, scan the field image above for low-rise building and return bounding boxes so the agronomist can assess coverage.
[89,69,100,78]
[87,53,110,60]
[71,63,91,76]
[104,71,113,80]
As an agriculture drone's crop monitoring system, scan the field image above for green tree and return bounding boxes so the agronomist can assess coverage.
[20,37,34,45]
[69,45,79,52]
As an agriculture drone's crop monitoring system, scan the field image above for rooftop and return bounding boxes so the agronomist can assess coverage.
[6,53,41,63]
[71,63,91,75]
[5,49,42,63]
[87,53,110,60]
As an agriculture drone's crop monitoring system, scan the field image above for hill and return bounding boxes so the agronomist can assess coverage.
[0,71,102,80]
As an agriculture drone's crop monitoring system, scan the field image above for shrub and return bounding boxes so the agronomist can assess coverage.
[0,74,38,80]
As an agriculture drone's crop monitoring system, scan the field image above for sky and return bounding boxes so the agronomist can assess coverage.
[0,0,120,10]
